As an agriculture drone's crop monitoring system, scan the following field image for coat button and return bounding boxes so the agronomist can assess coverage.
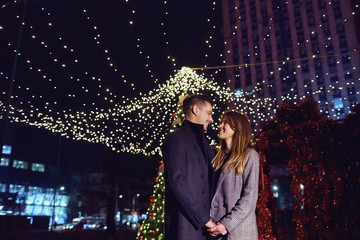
[200,174,204,178]
[197,158,201,163]
[194,146,198,149]
[202,189,205,193]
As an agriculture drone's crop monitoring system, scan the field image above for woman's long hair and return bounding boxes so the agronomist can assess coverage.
[212,111,253,174]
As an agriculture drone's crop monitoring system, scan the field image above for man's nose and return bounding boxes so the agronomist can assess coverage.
[209,116,214,123]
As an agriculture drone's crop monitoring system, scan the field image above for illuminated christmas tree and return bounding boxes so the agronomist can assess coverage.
[137,94,186,240]
[136,170,165,240]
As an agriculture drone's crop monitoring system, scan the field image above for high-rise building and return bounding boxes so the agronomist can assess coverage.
[222,0,359,119]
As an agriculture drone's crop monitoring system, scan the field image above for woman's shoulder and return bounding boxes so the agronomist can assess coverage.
[245,148,260,164]
[246,148,258,157]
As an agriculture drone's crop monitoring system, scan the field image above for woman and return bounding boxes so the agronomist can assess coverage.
[208,111,259,240]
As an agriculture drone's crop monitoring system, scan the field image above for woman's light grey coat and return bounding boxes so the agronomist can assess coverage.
[210,149,259,240]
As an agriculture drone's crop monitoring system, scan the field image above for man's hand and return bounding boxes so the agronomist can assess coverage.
[207,222,228,236]
[205,219,216,229]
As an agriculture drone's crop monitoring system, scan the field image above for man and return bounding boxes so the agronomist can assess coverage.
[162,94,216,239]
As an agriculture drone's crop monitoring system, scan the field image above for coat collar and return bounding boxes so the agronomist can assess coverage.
[181,120,210,163]
[182,119,204,138]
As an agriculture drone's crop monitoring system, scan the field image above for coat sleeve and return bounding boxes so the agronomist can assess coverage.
[219,149,260,233]
[163,134,211,229]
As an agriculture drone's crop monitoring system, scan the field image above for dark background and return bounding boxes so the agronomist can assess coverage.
[0,0,226,211]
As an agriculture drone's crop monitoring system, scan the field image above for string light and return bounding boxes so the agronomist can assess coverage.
[1,67,280,156]
[79,8,136,92]
[221,0,359,120]
[1,0,358,156]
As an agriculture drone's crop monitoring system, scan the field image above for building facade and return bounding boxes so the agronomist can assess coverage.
[0,144,69,227]
[222,0,359,119]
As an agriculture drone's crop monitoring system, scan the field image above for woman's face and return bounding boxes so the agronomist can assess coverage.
[218,117,235,141]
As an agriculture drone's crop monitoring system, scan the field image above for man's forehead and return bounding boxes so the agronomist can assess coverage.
[204,102,213,110]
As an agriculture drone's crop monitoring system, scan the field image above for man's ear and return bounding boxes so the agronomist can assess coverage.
[191,105,199,116]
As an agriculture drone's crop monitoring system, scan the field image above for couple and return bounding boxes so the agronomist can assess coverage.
[162,94,259,240]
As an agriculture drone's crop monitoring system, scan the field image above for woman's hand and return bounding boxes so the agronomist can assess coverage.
[207,222,228,236]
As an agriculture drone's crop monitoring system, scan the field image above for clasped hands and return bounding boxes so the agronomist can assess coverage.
[205,220,228,237]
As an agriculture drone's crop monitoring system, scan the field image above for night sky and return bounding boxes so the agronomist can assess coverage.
[0,0,225,176]
[1,0,224,101]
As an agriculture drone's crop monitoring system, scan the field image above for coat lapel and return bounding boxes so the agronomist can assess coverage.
[181,121,209,166]
[202,135,211,163]
[214,169,229,197]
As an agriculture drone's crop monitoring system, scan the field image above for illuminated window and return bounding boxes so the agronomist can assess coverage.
[28,186,43,194]
[13,160,28,170]
[235,89,242,98]
[28,186,37,192]
[0,158,10,166]
[31,163,45,172]
[9,184,25,194]
[0,183,6,192]
[2,145,12,155]
[46,188,54,194]
[334,97,344,109]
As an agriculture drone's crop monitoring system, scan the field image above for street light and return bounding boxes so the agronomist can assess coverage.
[132,194,140,212]
[272,185,279,198]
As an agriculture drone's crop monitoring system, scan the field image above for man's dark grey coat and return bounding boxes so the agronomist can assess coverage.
[163,120,215,240]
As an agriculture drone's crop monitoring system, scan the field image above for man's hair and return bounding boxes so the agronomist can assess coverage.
[182,94,213,116]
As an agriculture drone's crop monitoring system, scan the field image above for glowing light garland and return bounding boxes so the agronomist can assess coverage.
[0,67,281,155]
[0,2,279,157]
[1,0,358,156]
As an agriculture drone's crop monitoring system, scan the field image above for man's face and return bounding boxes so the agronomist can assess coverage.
[195,101,213,131]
